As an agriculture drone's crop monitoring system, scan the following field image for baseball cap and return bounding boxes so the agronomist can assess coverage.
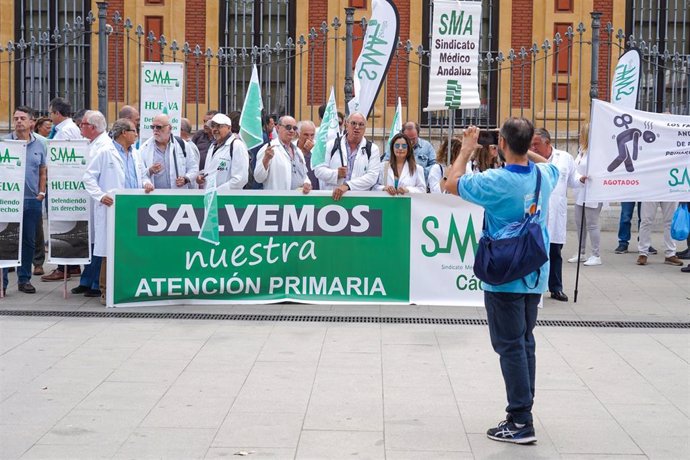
[210,113,232,126]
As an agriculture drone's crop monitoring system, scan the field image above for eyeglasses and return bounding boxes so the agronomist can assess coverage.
[79,122,93,127]
[151,124,168,130]
[280,124,299,131]
[393,143,408,150]
[349,121,366,128]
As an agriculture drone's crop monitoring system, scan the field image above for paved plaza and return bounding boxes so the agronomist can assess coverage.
[0,230,688,459]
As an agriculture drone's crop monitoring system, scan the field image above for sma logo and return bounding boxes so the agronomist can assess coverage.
[421,214,478,262]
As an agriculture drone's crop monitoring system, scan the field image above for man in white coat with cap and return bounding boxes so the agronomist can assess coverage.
[139,113,198,189]
[83,118,154,305]
[315,111,380,201]
[195,113,248,190]
[254,115,312,193]
[531,128,578,302]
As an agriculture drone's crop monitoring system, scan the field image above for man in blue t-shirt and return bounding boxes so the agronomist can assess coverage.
[445,118,559,445]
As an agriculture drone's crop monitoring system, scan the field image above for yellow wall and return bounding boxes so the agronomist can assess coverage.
[0,3,14,128]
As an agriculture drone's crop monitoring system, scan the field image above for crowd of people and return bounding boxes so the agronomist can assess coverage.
[2,101,689,306]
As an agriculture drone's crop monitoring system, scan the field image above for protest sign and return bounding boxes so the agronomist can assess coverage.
[139,62,184,143]
[0,140,26,268]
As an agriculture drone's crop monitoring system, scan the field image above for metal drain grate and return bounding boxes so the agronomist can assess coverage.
[0,310,687,329]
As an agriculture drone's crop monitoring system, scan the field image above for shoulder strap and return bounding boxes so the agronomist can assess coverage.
[363,140,372,159]
[229,138,236,159]
[174,136,187,157]
[331,135,342,156]
[533,163,542,208]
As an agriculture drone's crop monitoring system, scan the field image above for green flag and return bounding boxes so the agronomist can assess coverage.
[387,97,403,147]
[198,174,220,246]
[311,87,339,167]
[239,65,264,150]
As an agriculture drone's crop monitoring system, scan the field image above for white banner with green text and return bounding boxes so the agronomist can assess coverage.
[107,192,485,307]
[46,139,92,264]
[0,140,27,268]
[139,61,184,143]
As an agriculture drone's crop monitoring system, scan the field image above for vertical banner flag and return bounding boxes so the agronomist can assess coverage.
[387,97,403,147]
[239,65,264,150]
[0,140,27,268]
[46,139,91,264]
[311,87,339,167]
[199,173,220,246]
[140,62,184,143]
[586,99,690,202]
[348,0,400,117]
[610,49,641,109]
[426,0,482,111]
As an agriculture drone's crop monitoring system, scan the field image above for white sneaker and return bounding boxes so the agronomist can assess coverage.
[584,256,602,266]
[568,254,585,263]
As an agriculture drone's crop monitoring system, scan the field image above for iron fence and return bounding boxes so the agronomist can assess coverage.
[1,3,689,155]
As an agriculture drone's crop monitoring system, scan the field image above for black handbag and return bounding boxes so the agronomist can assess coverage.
[473,166,549,287]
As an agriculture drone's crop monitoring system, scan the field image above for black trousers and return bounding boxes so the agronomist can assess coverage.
[548,243,563,293]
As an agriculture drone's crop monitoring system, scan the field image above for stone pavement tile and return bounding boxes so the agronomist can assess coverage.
[255,325,326,363]
[559,455,648,459]
[34,318,110,339]
[113,427,217,459]
[535,346,588,391]
[0,388,81,426]
[37,408,143,446]
[213,411,304,448]
[148,320,220,340]
[106,358,189,384]
[205,446,296,459]
[383,383,459,419]
[28,365,113,397]
[316,351,381,374]
[606,403,690,458]
[381,324,439,345]
[52,344,139,371]
[75,381,169,414]
[467,432,560,459]
[20,443,121,459]
[537,389,623,420]
[0,353,64,402]
[384,416,470,452]
[304,371,383,431]
[321,324,381,354]
[140,379,239,429]
[127,338,207,362]
[0,424,53,459]
[229,361,317,413]
[385,450,473,460]
[539,416,643,455]
[650,331,690,362]
[295,430,384,460]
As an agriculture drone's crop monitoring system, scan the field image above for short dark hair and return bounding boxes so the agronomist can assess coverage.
[49,97,71,117]
[318,104,327,120]
[15,105,36,119]
[73,109,88,125]
[403,121,420,135]
[534,127,551,143]
[111,118,134,138]
[499,117,534,155]
[228,111,241,134]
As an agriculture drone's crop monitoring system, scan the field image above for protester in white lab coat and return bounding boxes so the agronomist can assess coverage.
[139,114,198,189]
[531,128,579,302]
[196,113,248,190]
[315,112,380,201]
[83,118,154,304]
[375,133,426,195]
[254,115,312,193]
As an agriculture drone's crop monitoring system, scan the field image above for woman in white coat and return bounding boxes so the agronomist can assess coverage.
[375,133,426,195]
[568,123,604,266]
[428,137,462,194]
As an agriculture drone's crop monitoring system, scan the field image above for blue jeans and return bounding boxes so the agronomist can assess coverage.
[2,198,42,289]
[485,291,540,425]
[79,248,102,291]
[617,202,641,245]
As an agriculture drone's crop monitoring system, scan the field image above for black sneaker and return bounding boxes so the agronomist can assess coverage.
[677,248,690,260]
[487,419,537,444]
[648,246,658,255]
[614,244,628,254]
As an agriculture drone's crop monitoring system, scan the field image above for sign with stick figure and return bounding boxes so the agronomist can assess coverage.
[586,99,690,202]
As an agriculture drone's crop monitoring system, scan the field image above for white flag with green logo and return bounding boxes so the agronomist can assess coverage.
[311,87,339,167]
[387,97,403,147]
[239,65,264,150]
[198,173,220,246]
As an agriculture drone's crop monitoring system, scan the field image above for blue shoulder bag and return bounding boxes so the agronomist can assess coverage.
[473,166,549,287]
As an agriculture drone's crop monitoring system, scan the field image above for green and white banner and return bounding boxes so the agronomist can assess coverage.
[426,0,482,111]
[107,192,484,307]
[46,139,91,264]
[140,61,184,143]
[0,140,26,268]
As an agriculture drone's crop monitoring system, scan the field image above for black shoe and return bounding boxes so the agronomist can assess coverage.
[18,283,36,294]
[648,246,658,255]
[71,285,89,294]
[614,244,628,254]
[550,291,568,302]
[84,289,101,297]
[677,249,690,260]
[487,419,537,444]
[681,265,690,273]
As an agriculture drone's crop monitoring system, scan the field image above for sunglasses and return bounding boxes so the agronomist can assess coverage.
[280,124,299,131]
[151,124,168,130]
[393,143,408,150]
